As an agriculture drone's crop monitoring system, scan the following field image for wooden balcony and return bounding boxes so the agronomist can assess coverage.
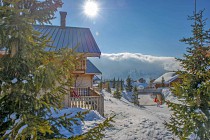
[0,51,6,58]
[66,87,104,116]
[73,59,86,74]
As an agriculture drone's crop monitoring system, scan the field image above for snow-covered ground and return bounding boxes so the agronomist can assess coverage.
[50,108,104,138]
[48,88,178,139]
[4,108,105,138]
[102,90,177,140]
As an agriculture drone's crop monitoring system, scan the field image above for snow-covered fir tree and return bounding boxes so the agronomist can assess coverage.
[113,79,121,99]
[132,86,140,106]
[99,78,102,92]
[161,77,165,87]
[0,0,113,139]
[99,81,102,92]
[107,81,111,93]
[165,10,210,139]
[112,77,116,88]
[120,79,124,91]
[126,75,133,92]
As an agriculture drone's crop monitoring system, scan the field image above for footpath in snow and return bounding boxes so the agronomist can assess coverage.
[43,89,178,139]
[102,90,178,140]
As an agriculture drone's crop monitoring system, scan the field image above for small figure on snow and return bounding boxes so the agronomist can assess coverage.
[154,96,161,107]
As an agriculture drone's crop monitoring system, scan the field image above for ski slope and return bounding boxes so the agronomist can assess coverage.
[102,90,178,140]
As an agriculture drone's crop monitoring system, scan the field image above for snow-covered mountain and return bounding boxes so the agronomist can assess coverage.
[90,53,181,80]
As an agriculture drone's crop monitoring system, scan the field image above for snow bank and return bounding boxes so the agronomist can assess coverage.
[49,108,104,138]
[162,88,180,104]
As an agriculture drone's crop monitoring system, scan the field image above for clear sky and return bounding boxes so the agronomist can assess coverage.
[51,0,210,57]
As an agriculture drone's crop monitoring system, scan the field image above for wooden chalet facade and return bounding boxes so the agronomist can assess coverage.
[0,12,104,116]
[0,51,5,58]
[34,12,104,116]
[153,72,182,88]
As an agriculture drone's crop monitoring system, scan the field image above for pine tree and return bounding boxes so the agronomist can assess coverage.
[149,78,155,88]
[161,77,165,87]
[99,78,102,92]
[126,75,133,92]
[107,81,111,93]
[165,10,210,139]
[112,77,116,88]
[0,1,73,139]
[0,1,113,139]
[113,79,121,99]
[132,86,139,106]
[120,79,124,91]
[117,78,120,88]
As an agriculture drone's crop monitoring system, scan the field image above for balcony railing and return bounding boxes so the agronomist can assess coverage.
[70,87,90,97]
[73,59,86,73]
[66,87,104,116]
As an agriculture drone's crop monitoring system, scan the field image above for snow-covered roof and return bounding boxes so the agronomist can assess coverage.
[153,72,178,84]
[132,82,148,88]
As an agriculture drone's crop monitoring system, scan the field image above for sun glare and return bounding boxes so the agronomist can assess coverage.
[84,0,99,17]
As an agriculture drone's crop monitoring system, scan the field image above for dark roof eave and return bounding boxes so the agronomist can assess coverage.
[86,59,102,74]
[79,52,101,57]
[86,72,102,75]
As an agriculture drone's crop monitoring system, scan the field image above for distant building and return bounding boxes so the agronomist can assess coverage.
[0,51,5,58]
[34,12,103,115]
[93,75,101,84]
[153,72,181,88]
[132,81,148,90]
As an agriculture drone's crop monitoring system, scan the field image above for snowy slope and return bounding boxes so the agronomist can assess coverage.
[49,88,179,139]
[162,88,181,104]
[102,90,178,140]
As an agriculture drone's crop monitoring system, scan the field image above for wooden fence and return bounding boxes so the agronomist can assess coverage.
[138,88,163,94]
[67,87,104,116]
[70,87,90,96]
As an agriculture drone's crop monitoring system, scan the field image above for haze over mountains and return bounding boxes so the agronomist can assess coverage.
[90,53,181,81]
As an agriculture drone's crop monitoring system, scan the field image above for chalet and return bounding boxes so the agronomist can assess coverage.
[153,72,181,88]
[0,51,5,58]
[34,12,104,115]
[0,12,104,115]
[132,82,148,90]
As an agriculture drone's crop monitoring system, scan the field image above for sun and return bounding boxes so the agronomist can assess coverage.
[83,0,99,17]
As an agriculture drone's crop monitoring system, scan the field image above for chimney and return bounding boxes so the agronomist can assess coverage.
[60,11,67,28]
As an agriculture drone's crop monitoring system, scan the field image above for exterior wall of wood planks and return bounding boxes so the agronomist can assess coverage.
[75,74,94,88]
[154,78,182,88]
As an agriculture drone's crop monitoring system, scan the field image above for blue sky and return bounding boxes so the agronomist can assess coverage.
[52,0,210,57]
